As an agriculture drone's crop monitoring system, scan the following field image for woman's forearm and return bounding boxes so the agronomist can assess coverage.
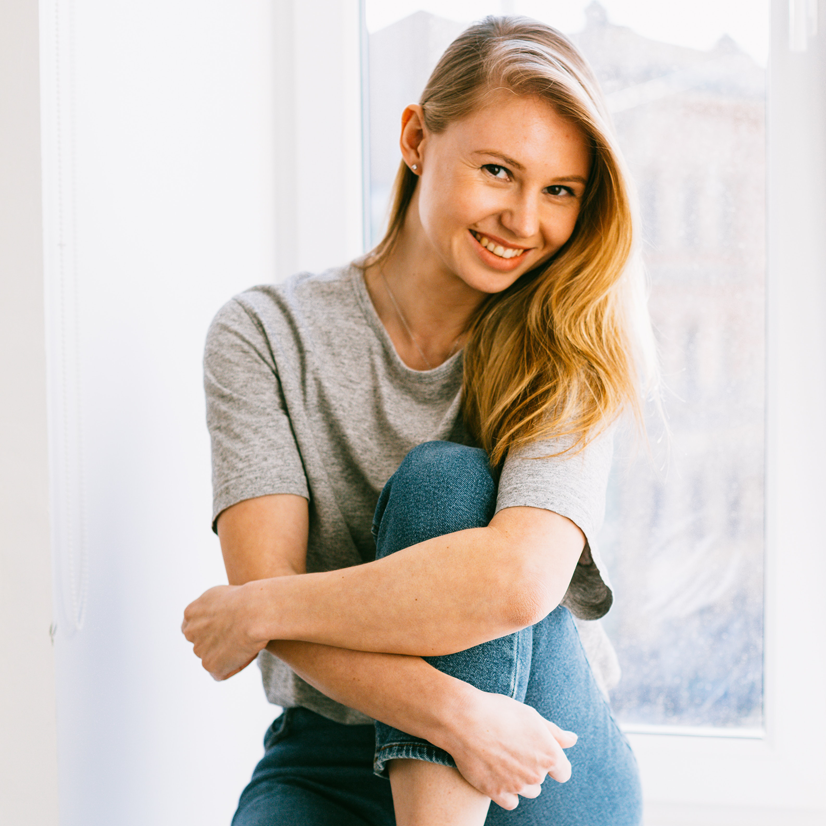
[247,528,522,657]
[266,639,476,750]
[244,509,583,657]
[266,638,578,807]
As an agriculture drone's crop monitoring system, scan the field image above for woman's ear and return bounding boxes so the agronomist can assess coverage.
[399,104,426,173]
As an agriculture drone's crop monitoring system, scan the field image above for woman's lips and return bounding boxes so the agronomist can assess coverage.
[470,230,529,259]
[469,230,530,269]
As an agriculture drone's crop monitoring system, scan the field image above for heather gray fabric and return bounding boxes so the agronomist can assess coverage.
[204,264,619,724]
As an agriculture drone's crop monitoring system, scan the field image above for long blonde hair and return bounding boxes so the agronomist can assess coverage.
[366,16,657,465]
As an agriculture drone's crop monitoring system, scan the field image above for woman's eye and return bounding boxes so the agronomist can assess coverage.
[483,164,510,179]
[547,185,575,197]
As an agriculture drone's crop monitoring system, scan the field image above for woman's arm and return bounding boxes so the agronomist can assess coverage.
[270,639,576,810]
[268,505,584,653]
[184,503,585,672]
[181,494,577,809]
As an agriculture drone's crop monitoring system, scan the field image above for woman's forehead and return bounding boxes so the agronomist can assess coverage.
[435,91,590,173]
[448,88,579,135]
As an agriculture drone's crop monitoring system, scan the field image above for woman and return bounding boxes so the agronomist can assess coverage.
[182,15,654,826]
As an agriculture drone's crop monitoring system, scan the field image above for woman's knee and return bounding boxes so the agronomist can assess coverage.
[372,441,497,557]
[395,442,494,501]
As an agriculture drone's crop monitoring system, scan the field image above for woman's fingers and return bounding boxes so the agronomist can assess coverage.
[547,750,572,784]
[545,718,578,748]
[537,721,573,783]
[492,781,541,810]
[519,783,543,800]
[493,791,520,810]
[181,584,266,680]
[544,720,576,783]
[446,691,580,805]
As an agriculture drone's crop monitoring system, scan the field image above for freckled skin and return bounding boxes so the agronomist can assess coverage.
[401,90,591,301]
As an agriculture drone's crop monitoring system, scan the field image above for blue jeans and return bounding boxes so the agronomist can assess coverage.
[232,442,642,825]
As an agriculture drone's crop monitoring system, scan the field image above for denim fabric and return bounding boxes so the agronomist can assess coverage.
[372,442,533,776]
[231,708,394,826]
[232,441,642,825]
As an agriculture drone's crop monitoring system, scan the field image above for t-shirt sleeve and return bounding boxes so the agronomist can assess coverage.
[495,430,614,619]
[204,297,309,532]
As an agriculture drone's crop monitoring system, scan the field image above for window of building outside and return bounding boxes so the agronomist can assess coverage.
[363,0,767,734]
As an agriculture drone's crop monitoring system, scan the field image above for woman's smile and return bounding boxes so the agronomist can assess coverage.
[470,230,529,272]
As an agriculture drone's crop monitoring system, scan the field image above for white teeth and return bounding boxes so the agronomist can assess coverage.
[473,231,523,259]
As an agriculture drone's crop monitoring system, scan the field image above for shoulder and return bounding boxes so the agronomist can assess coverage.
[503,428,614,476]
[215,264,358,324]
[206,264,362,351]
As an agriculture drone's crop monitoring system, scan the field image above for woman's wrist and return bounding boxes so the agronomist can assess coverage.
[239,576,290,645]
[422,676,485,754]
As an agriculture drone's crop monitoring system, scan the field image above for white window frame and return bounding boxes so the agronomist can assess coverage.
[627,1,826,821]
[272,0,365,277]
[346,1,826,821]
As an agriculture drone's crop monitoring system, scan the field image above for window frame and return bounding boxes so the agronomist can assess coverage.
[625,0,826,818]
[290,0,826,818]
[272,0,365,278]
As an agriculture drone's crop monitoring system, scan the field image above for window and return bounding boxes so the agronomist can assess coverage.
[365,0,767,733]
[362,0,826,818]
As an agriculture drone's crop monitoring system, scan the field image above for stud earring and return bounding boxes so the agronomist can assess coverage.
[412,164,418,172]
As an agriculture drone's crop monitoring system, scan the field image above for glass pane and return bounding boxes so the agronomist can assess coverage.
[364,0,767,731]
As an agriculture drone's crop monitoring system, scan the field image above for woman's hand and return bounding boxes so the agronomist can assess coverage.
[438,689,578,810]
[181,583,269,680]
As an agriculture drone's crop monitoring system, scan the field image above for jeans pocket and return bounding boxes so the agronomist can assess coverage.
[263,708,293,750]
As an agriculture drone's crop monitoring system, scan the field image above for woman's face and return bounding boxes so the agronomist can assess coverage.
[403,90,591,297]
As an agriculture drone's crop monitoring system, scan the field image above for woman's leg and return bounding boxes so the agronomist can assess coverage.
[485,609,642,825]
[231,708,395,826]
[371,441,642,825]
[387,759,492,826]
[372,441,504,826]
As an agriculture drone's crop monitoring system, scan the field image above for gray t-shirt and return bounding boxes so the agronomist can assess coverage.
[205,264,619,724]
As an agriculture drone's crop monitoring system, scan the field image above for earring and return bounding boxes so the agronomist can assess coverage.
[411,164,418,172]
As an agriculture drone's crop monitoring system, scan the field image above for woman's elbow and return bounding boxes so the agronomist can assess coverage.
[485,514,581,631]
[499,572,564,630]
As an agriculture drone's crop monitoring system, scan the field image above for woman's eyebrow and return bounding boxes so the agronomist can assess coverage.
[472,150,588,185]
[472,149,525,170]
[552,175,588,185]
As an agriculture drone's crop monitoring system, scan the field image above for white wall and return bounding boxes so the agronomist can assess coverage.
[41,3,282,823]
[0,1,60,823]
[34,2,361,824]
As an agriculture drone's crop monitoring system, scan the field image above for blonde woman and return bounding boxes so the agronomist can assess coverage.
[183,16,652,825]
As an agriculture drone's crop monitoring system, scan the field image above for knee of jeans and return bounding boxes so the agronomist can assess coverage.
[394,442,496,524]
[373,441,497,556]
[400,441,491,481]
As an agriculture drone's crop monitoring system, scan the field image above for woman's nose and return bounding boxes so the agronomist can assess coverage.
[501,193,539,240]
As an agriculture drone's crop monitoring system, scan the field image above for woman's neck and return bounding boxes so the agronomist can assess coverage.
[364,240,484,371]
